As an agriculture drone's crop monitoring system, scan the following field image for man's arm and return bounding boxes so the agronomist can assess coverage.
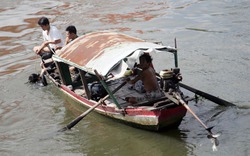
[127,72,143,84]
[36,41,49,54]
[36,39,61,54]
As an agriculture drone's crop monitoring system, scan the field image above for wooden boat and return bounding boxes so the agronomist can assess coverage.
[45,31,193,131]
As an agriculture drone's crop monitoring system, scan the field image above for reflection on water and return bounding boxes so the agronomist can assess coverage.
[0,0,250,155]
[60,106,192,156]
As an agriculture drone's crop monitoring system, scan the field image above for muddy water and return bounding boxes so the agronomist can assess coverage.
[0,0,250,156]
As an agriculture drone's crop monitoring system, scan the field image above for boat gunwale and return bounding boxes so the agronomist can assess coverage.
[48,76,187,131]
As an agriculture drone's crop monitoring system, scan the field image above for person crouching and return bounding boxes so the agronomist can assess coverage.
[125,53,164,104]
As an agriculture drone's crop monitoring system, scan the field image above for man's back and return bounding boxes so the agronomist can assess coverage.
[141,67,159,92]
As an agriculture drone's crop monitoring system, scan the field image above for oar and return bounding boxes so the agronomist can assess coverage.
[179,83,235,106]
[59,81,126,132]
[172,92,220,151]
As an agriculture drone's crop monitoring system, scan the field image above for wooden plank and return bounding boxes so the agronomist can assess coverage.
[79,70,91,99]
[55,62,72,85]
[94,70,122,109]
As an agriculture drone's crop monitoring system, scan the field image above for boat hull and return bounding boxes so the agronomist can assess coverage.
[54,82,187,131]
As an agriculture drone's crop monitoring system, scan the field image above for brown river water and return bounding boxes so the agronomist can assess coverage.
[0,0,250,155]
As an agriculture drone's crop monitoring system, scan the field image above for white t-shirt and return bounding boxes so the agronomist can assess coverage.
[42,25,64,50]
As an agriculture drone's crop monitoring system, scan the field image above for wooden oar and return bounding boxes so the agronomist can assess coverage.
[179,83,235,106]
[172,92,220,151]
[59,81,126,132]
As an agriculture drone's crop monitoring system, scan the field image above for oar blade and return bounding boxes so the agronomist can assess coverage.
[206,126,214,134]
[173,92,220,151]
[58,126,68,132]
[58,114,85,132]
[179,83,236,107]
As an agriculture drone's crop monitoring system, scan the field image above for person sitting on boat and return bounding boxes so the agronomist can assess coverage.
[33,17,63,80]
[37,24,78,81]
[64,25,81,79]
[33,17,64,60]
[65,25,78,73]
[65,25,78,45]
[125,53,164,104]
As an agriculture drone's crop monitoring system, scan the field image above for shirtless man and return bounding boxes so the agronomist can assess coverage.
[125,53,164,104]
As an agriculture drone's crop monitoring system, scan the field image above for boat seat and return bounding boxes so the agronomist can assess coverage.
[43,58,54,66]
[153,99,172,107]
[133,96,169,106]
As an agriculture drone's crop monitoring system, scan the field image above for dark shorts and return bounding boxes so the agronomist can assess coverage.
[40,52,53,60]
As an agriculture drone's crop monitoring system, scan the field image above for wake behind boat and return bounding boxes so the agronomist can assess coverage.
[41,31,193,131]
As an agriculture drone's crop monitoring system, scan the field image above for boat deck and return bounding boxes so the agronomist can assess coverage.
[70,76,192,109]
[72,77,146,108]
